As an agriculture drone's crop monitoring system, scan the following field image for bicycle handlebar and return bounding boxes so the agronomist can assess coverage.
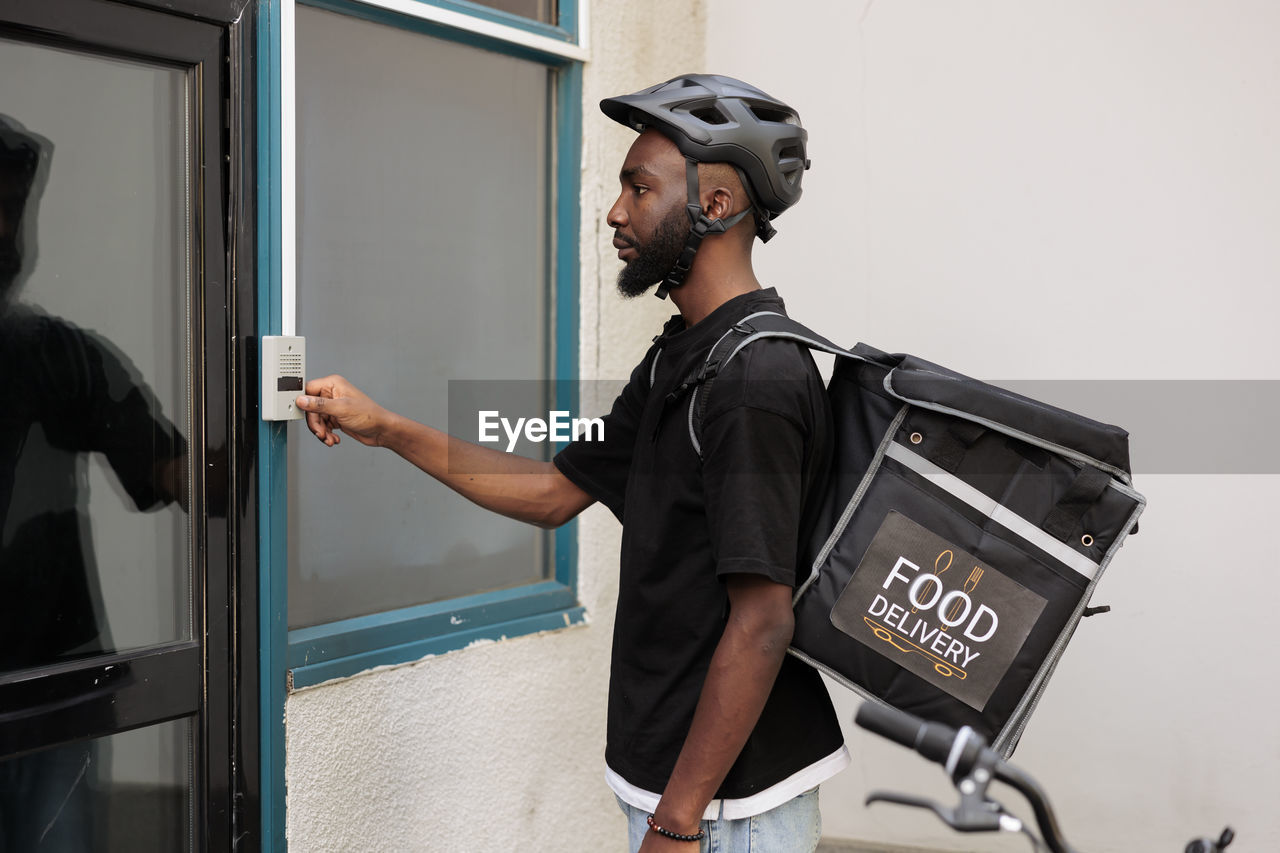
[854,702,1082,853]
[854,703,1235,853]
[854,700,957,766]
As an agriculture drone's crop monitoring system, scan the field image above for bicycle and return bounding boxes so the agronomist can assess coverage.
[853,701,1235,853]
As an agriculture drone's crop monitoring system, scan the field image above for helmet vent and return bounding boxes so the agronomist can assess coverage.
[689,106,729,126]
[778,145,805,185]
[748,105,798,126]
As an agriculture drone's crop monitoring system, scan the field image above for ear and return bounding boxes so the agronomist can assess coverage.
[702,185,737,222]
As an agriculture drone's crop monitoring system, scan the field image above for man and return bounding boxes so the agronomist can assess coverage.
[0,115,189,850]
[0,118,188,675]
[296,75,848,852]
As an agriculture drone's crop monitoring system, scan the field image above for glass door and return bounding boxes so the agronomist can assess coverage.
[0,0,253,849]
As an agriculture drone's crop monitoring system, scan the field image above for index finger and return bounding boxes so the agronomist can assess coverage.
[304,374,344,398]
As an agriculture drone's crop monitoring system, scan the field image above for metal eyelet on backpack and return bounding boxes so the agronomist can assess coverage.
[1081,534,1095,547]
[909,432,923,445]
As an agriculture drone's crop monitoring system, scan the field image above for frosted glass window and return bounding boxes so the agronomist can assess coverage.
[289,6,553,628]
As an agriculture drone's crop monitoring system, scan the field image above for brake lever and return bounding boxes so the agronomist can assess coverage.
[866,790,954,825]
[866,789,1005,833]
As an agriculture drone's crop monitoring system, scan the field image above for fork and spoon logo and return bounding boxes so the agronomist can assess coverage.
[911,550,985,622]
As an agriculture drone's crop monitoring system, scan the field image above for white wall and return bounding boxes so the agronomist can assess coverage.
[707,1,1278,850]
[283,3,705,850]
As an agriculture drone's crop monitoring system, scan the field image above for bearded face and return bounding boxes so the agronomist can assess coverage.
[614,201,689,299]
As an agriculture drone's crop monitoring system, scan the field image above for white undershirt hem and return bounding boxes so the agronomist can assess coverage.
[606,745,851,821]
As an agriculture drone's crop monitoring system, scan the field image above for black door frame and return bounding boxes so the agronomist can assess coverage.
[0,0,259,849]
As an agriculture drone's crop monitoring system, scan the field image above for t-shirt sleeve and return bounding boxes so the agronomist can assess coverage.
[38,319,186,512]
[553,353,651,521]
[700,403,807,587]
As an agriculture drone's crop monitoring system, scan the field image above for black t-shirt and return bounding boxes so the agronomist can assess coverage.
[554,288,845,799]
[0,308,185,670]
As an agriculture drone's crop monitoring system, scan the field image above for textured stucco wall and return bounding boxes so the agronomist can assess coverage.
[284,4,706,851]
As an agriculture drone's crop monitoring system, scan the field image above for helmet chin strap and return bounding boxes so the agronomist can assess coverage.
[654,158,753,300]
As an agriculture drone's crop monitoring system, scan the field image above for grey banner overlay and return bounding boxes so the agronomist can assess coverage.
[447,380,1280,475]
[997,380,1280,474]
[446,380,623,473]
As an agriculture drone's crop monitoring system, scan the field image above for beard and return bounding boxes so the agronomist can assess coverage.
[615,204,690,299]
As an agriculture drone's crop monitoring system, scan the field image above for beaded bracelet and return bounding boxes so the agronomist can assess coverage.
[646,814,706,842]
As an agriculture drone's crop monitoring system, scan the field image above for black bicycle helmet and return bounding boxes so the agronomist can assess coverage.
[601,74,810,298]
[600,73,809,220]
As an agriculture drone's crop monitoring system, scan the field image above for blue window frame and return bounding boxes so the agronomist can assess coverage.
[257,1,584,848]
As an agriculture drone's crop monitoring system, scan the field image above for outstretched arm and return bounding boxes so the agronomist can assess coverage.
[296,374,594,529]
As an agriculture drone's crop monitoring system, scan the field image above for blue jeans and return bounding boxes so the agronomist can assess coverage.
[616,788,822,853]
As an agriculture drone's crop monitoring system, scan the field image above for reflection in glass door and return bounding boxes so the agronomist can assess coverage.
[0,720,192,850]
[0,37,194,847]
[0,36,192,673]
[0,0,254,849]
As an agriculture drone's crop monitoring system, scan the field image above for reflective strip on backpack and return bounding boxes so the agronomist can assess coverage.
[884,442,1101,581]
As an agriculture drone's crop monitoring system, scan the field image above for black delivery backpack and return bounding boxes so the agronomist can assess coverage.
[686,311,1146,756]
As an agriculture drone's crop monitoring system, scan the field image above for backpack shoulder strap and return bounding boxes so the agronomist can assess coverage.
[717,311,857,364]
[687,311,863,458]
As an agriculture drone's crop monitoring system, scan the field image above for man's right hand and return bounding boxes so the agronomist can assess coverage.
[295,374,595,528]
[296,375,391,448]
